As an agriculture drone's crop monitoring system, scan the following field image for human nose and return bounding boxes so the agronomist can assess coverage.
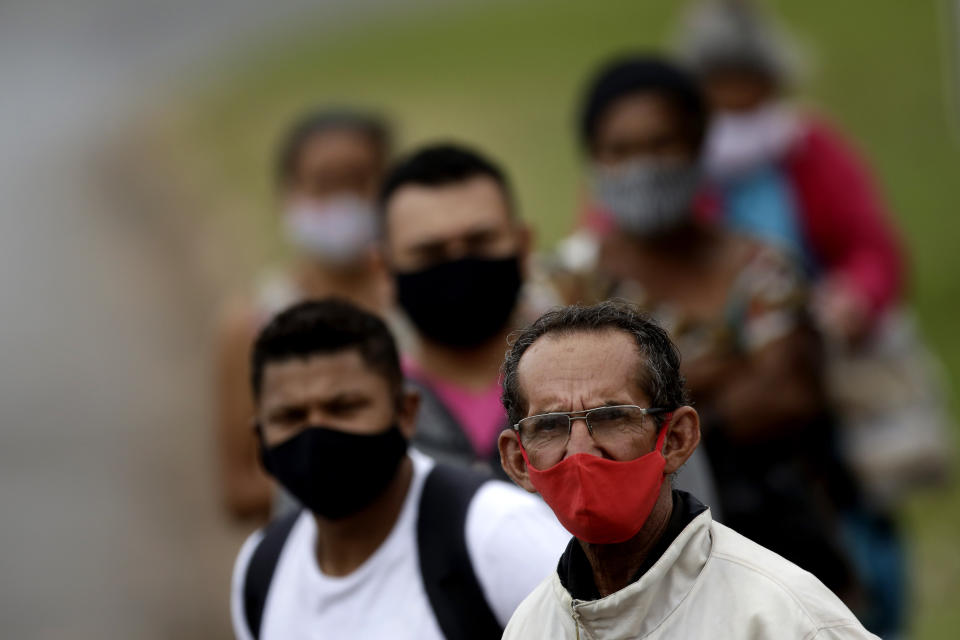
[444,240,469,262]
[564,416,604,458]
[305,406,327,426]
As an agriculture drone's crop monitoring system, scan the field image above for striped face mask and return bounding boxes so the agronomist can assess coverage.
[590,159,701,236]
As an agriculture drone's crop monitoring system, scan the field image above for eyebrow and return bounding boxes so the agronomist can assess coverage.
[266,390,371,414]
[407,225,504,253]
[533,400,632,414]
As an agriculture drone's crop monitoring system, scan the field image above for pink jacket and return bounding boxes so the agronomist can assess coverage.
[784,117,904,319]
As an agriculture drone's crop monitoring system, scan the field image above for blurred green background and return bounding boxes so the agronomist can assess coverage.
[169,0,959,636]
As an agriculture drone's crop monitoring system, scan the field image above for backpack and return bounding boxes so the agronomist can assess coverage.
[241,463,503,640]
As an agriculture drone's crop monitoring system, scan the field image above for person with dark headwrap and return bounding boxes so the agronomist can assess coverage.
[675,0,903,342]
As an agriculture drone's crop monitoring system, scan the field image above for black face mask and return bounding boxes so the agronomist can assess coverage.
[259,423,408,520]
[394,255,523,348]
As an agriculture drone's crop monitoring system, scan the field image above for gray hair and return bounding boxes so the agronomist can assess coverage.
[674,0,805,84]
[501,300,690,428]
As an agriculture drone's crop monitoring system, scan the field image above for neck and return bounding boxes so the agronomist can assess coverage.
[313,455,413,577]
[294,256,385,310]
[605,221,720,285]
[630,219,712,256]
[413,327,511,390]
[580,484,673,597]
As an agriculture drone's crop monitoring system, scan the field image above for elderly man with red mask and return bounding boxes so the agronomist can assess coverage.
[498,301,876,639]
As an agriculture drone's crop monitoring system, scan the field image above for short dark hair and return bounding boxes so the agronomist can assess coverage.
[275,106,392,188]
[501,300,689,428]
[251,299,402,401]
[578,54,707,152]
[377,143,515,217]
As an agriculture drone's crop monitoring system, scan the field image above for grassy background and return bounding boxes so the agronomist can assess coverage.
[170,1,960,636]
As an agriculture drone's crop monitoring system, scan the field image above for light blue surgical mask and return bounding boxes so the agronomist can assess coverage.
[282,195,377,263]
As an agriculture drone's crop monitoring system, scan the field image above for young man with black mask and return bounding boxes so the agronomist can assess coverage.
[378,144,535,471]
[231,299,567,640]
[216,107,394,520]
[381,143,720,507]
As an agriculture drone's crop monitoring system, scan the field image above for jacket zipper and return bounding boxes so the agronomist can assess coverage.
[571,600,581,640]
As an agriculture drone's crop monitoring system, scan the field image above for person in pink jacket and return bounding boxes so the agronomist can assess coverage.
[673,3,941,637]
[782,118,903,330]
[677,0,904,343]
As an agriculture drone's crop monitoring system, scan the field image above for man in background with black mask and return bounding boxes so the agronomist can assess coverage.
[231,299,567,640]
[378,144,533,471]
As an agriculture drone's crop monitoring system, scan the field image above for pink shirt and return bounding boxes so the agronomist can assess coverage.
[402,358,507,458]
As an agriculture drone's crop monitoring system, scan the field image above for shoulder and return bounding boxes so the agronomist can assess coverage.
[707,522,868,634]
[794,114,857,157]
[463,479,569,627]
[501,574,572,639]
[231,528,266,590]
[216,294,259,349]
[466,479,568,548]
[229,512,309,612]
[251,267,303,318]
[216,267,300,343]
[230,512,311,639]
[789,114,876,184]
[230,529,266,640]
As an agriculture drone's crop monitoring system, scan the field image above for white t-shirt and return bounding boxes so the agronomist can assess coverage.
[231,450,570,640]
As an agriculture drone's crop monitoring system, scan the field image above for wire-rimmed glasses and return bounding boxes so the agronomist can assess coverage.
[513,404,664,464]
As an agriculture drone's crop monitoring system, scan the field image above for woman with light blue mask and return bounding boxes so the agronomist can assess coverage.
[214,108,395,523]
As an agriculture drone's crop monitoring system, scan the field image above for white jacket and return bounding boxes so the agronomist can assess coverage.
[503,509,877,639]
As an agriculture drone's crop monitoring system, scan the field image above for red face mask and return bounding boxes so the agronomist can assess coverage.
[520,425,669,545]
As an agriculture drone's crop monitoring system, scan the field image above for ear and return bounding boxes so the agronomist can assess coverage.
[515,222,534,274]
[365,247,395,307]
[396,388,420,440]
[498,429,538,493]
[252,415,280,448]
[366,243,386,271]
[662,406,700,475]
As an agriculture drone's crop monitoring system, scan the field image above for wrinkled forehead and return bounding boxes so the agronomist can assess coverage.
[516,329,650,413]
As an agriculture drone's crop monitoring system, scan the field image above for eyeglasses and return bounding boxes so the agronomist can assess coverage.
[513,404,665,462]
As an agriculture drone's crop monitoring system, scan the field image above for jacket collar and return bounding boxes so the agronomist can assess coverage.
[551,499,714,638]
[557,490,707,601]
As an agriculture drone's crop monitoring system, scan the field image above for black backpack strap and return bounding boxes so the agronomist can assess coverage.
[243,509,302,638]
[417,464,503,640]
